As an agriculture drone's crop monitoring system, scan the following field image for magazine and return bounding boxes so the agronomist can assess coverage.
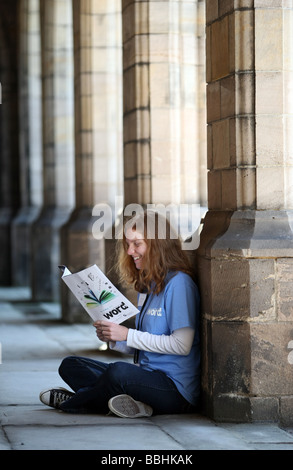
[59,264,139,323]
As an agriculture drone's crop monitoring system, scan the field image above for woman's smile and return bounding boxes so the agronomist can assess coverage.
[125,229,147,270]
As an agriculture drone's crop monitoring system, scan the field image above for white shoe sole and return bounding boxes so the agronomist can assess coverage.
[108,394,153,418]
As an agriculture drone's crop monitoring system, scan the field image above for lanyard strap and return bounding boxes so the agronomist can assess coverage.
[134,294,148,364]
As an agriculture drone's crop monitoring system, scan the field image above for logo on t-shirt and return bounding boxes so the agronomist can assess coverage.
[147,307,163,317]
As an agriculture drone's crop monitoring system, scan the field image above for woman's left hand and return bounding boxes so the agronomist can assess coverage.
[93,320,129,343]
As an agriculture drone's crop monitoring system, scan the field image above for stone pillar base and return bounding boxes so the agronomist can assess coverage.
[60,207,106,323]
[31,207,72,302]
[197,210,293,425]
[11,206,41,287]
[0,208,15,285]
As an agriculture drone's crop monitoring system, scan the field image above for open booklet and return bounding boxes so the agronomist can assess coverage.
[59,264,139,324]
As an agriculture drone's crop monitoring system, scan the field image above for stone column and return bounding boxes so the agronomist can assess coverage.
[31,0,75,301]
[198,1,293,425]
[11,0,43,287]
[0,0,20,285]
[60,0,123,322]
[122,0,207,207]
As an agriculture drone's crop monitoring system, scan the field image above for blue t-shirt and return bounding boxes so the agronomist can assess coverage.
[136,271,201,406]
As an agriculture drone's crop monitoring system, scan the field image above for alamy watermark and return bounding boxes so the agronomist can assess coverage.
[0,82,2,104]
[92,197,205,250]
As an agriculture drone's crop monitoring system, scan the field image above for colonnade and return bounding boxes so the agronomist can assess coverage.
[1,0,293,425]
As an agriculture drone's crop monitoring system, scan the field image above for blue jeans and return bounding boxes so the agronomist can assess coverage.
[58,356,194,414]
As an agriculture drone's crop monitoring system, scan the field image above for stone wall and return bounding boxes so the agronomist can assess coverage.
[198,0,293,425]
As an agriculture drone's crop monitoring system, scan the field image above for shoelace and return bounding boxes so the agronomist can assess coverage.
[52,391,71,407]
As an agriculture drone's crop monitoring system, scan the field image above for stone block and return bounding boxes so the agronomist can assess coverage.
[220,75,235,119]
[255,114,284,164]
[137,178,151,206]
[219,0,254,18]
[149,34,173,63]
[230,117,255,167]
[31,207,72,302]
[207,171,222,210]
[255,9,283,71]
[256,166,285,210]
[235,73,254,115]
[209,257,250,319]
[151,142,172,176]
[236,168,256,210]
[79,14,92,48]
[123,65,150,112]
[212,119,230,169]
[123,109,150,143]
[232,10,254,72]
[181,35,198,68]
[250,323,293,396]
[248,258,276,319]
[211,322,251,396]
[256,71,283,114]
[152,175,179,205]
[212,395,252,422]
[92,0,120,15]
[283,11,293,71]
[197,258,212,319]
[124,143,138,179]
[122,1,149,42]
[149,2,178,35]
[123,34,149,70]
[207,124,213,170]
[206,81,221,123]
[150,108,176,141]
[254,0,284,7]
[180,2,198,36]
[208,257,275,320]
[80,96,93,131]
[149,63,171,108]
[205,0,218,24]
[211,16,230,80]
[136,142,151,176]
[250,397,279,422]
[276,259,293,321]
[205,25,212,83]
[222,169,237,210]
[280,396,293,427]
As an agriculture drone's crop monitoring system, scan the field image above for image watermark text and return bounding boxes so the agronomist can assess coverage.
[92,198,205,250]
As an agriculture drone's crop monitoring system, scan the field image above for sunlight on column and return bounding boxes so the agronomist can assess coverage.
[28,0,43,207]
[284,9,293,210]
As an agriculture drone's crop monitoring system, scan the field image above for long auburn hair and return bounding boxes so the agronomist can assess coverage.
[116,210,194,295]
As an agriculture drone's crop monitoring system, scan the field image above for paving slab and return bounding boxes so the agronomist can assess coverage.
[4,423,185,451]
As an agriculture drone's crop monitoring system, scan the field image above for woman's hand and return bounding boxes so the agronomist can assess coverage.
[93,320,129,343]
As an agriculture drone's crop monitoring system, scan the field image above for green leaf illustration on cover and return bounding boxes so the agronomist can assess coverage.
[84,288,116,308]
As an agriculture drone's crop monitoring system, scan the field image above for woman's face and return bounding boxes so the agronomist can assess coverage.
[125,228,148,270]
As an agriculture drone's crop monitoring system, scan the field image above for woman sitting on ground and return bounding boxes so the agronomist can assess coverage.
[39,210,201,418]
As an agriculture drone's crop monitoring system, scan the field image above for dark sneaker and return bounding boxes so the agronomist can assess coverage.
[108,394,153,418]
[39,388,74,409]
